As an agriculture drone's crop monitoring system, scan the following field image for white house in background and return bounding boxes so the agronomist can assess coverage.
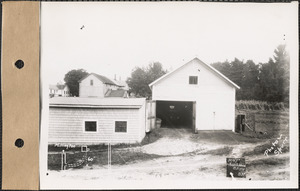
[149,58,240,132]
[49,84,70,97]
[48,97,146,145]
[79,73,128,98]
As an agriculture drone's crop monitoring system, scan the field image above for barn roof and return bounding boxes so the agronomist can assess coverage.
[78,73,120,86]
[49,97,145,108]
[149,58,240,89]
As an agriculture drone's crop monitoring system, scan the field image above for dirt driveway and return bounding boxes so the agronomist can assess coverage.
[141,128,266,156]
[47,128,290,185]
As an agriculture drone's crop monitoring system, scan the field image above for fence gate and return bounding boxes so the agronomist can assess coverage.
[146,100,156,132]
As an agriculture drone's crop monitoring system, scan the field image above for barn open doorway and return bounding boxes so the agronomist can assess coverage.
[156,101,194,129]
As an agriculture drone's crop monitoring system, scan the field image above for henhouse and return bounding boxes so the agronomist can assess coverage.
[48,97,146,145]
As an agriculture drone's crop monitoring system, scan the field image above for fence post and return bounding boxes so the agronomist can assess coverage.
[61,150,65,170]
[108,142,111,170]
[64,151,67,170]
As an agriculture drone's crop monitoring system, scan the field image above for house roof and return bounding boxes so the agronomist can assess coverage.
[78,73,119,86]
[105,89,127,98]
[49,85,59,90]
[116,80,127,87]
[49,97,145,108]
[149,58,240,89]
[49,84,66,90]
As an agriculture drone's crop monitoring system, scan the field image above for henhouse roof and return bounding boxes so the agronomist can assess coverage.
[49,97,145,108]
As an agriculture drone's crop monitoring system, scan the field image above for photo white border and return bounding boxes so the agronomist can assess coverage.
[39,1,299,189]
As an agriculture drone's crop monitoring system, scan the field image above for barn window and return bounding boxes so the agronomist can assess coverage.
[90,79,94,86]
[84,121,97,132]
[115,121,127,132]
[189,76,198,84]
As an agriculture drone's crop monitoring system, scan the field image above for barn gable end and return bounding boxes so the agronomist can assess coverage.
[150,58,238,132]
[149,58,240,90]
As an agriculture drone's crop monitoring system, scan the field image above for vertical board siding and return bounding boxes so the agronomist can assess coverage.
[49,107,143,144]
[139,103,146,142]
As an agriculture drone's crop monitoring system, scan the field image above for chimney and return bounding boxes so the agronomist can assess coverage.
[119,76,121,81]
[114,74,116,80]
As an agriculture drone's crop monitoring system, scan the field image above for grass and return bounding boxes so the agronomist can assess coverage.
[247,156,289,168]
[190,130,266,144]
[236,109,289,139]
[236,100,287,111]
[242,140,289,157]
[140,128,163,145]
[48,128,165,170]
[48,143,145,153]
[202,146,233,156]
[48,145,164,170]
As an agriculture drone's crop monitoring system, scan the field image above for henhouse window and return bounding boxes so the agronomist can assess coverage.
[84,121,97,132]
[115,121,127,133]
[90,79,93,86]
[189,76,198,84]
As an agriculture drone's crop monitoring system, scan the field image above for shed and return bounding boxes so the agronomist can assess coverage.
[149,58,240,132]
[49,97,146,145]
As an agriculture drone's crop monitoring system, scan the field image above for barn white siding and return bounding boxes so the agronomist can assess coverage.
[79,75,105,98]
[151,58,237,131]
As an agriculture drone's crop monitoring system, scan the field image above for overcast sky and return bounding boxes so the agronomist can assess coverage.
[41,2,297,84]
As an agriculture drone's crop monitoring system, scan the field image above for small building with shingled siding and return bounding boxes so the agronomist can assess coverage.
[49,97,146,145]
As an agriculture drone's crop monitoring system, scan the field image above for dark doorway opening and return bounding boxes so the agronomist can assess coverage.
[156,101,193,128]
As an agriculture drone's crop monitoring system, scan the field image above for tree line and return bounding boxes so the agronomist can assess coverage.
[211,44,289,104]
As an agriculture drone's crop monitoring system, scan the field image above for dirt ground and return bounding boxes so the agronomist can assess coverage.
[47,128,290,182]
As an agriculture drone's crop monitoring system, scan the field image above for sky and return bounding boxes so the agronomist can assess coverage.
[41,2,298,84]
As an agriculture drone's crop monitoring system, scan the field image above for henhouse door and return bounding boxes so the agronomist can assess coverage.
[146,100,156,132]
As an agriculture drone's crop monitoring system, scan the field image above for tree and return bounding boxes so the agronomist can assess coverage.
[127,62,167,99]
[240,60,260,100]
[274,44,290,103]
[210,60,231,79]
[211,44,289,103]
[211,59,260,100]
[147,62,167,83]
[64,69,89,97]
[258,44,289,103]
[126,67,149,97]
[211,58,245,87]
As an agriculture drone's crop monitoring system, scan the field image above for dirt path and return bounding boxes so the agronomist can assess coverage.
[47,129,290,183]
[47,151,289,182]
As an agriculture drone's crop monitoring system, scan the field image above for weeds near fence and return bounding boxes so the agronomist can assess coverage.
[236,100,287,111]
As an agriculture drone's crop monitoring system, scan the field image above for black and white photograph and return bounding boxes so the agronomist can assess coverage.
[40,2,298,189]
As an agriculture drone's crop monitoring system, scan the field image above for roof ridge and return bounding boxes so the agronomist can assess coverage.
[79,73,118,86]
[149,57,240,89]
